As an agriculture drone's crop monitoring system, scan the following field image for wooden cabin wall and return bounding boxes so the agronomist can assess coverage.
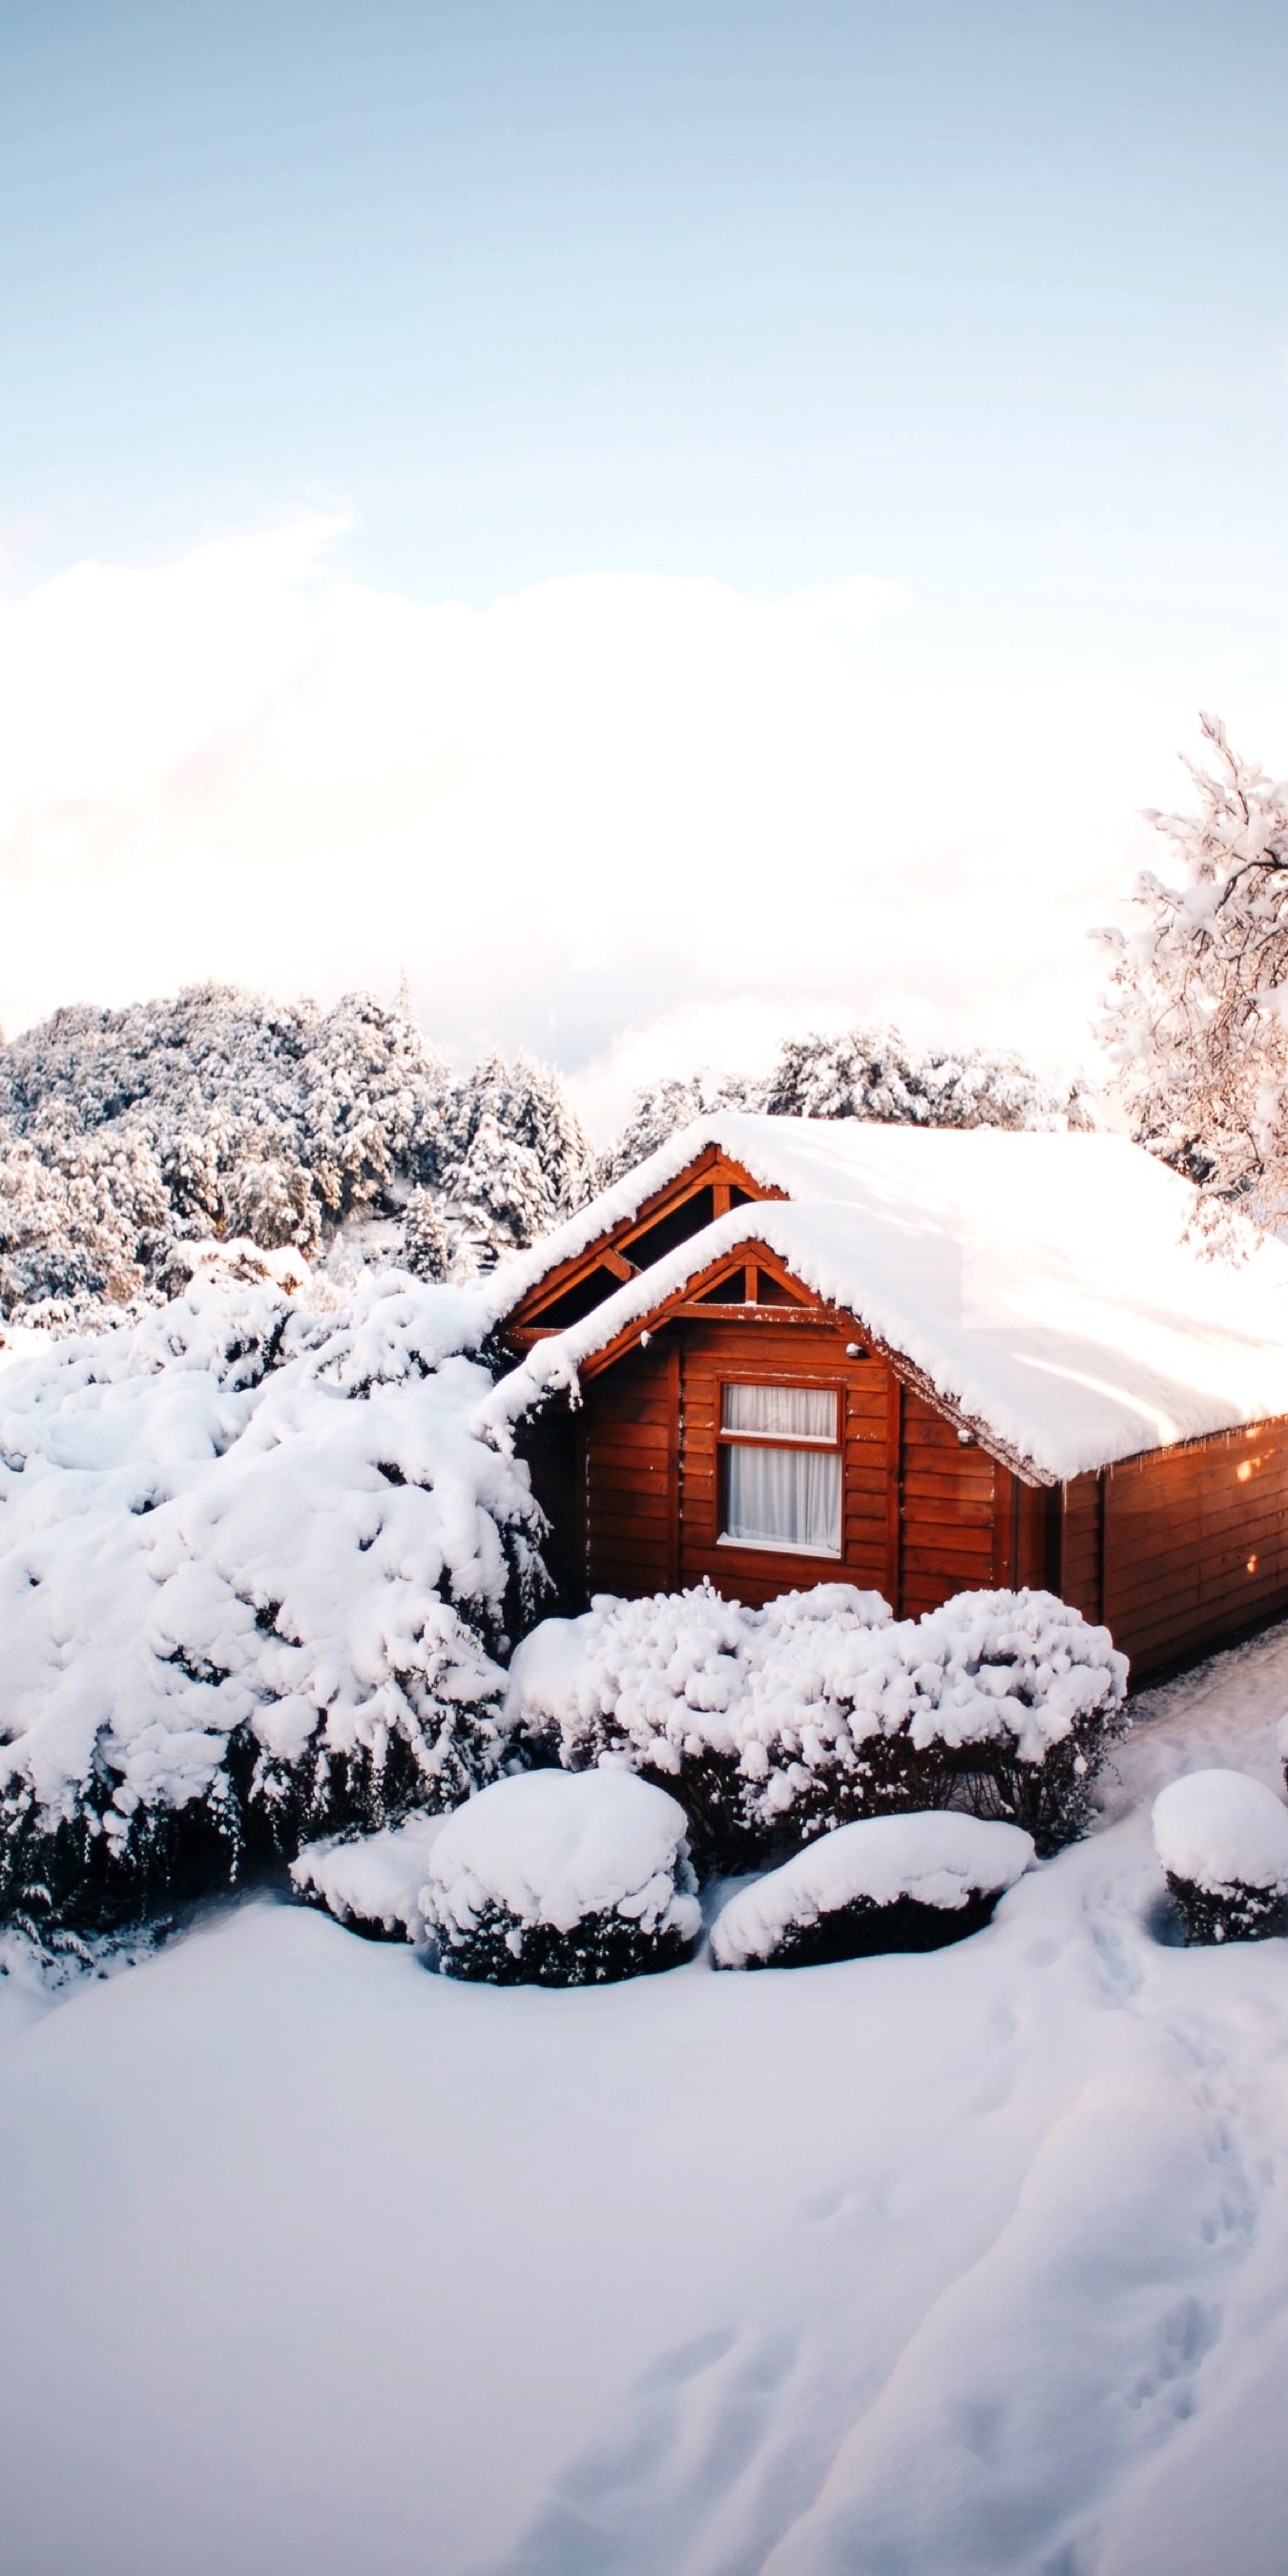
[571,1322,1006,1616]
[999,1433,1288,1680]
[578,1340,679,1599]
[1101,1420,1288,1678]
[1058,1473,1105,1625]
[673,1319,891,1607]
[527,1330,1288,1682]
[898,1390,1000,1615]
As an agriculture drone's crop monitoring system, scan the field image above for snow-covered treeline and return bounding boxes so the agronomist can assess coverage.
[0,985,594,1325]
[0,984,1095,1332]
[599,1026,1097,1185]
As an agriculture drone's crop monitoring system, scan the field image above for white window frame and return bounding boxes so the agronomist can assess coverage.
[717,1378,843,1559]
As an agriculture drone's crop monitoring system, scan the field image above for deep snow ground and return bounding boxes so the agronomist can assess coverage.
[4,1630,1288,2574]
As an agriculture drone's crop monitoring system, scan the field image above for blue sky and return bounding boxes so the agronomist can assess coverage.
[0,2,1285,1111]
[4,0,1284,635]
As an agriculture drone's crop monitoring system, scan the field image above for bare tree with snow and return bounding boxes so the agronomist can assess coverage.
[1095,715,1288,1234]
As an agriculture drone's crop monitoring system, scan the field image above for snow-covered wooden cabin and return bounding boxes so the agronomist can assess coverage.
[488,1118,1288,1679]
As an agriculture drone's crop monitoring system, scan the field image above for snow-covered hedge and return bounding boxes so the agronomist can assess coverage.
[1153,1771,1288,1944]
[711,1812,1034,1969]
[417,1769,701,1986]
[0,1274,547,1935]
[291,1815,447,1942]
[508,1582,1128,1870]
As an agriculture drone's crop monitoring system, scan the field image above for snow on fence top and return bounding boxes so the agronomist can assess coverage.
[1152,1771,1288,1896]
[483,1117,1288,1483]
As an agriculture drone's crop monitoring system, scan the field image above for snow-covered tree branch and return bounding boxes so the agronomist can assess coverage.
[1094,715,1288,1235]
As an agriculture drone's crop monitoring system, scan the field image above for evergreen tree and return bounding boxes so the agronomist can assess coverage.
[598,1028,1094,1186]
[0,987,594,1323]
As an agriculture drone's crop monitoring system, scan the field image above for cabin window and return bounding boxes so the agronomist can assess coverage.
[717,1381,841,1557]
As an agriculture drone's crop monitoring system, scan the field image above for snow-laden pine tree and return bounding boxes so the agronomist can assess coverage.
[1095,716,1288,1232]
[597,1072,762,1185]
[761,1029,1095,1130]
[0,987,594,1323]
[598,1028,1094,1185]
[431,1050,595,1266]
[401,1187,452,1282]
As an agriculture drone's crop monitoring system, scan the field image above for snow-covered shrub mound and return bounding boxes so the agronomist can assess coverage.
[910,1589,1130,1851]
[291,1815,447,1941]
[417,1770,701,1986]
[1153,1771,1288,1943]
[712,1812,1034,1969]
[0,1272,547,1934]
[509,1582,896,1872]
[509,1583,1127,1871]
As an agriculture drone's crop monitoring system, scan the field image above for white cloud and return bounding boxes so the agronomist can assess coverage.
[1,516,1281,1136]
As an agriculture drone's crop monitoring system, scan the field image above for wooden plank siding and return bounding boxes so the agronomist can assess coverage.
[898,1392,997,1616]
[576,1317,894,1607]
[671,1318,892,1608]
[1100,1420,1288,1676]
[566,1335,1288,1667]
[579,1340,678,1600]
[1059,1472,1104,1626]
[513,1270,1288,1683]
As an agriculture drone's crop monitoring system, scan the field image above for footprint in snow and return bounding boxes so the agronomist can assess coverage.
[480,2324,802,2576]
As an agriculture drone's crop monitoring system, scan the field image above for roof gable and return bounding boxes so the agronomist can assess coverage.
[500,1141,782,1334]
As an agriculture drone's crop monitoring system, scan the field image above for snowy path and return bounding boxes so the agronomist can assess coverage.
[3,1628,1288,2574]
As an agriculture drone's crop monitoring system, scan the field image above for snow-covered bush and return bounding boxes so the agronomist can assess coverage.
[508,1582,1128,1872]
[417,1770,701,1986]
[509,1582,895,1873]
[1153,1770,1288,1943]
[913,1589,1130,1852]
[291,1815,447,1942]
[711,1812,1034,1970]
[0,1273,547,1934]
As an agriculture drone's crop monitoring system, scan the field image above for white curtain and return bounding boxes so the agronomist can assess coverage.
[721,1383,835,1441]
[725,1441,841,1554]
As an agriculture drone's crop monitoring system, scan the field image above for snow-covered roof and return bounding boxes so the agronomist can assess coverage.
[484,1118,1288,1484]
